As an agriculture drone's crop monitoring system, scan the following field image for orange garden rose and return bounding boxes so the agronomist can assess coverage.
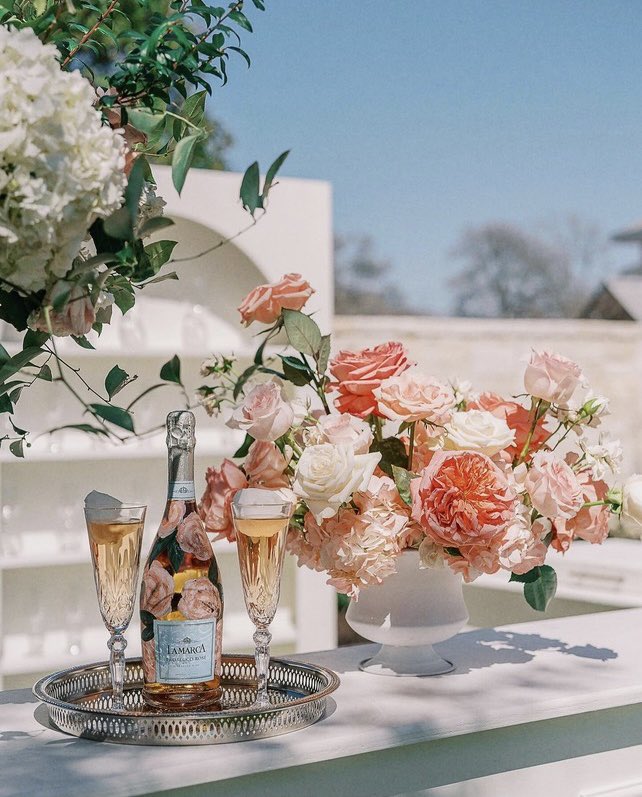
[238,273,314,326]
[328,341,413,418]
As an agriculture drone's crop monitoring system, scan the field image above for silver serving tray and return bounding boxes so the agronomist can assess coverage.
[33,654,340,745]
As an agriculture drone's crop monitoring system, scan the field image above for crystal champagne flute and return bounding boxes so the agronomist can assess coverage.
[232,490,293,708]
[84,504,146,711]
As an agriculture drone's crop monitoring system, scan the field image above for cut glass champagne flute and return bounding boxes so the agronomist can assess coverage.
[232,489,293,709]
[84,503,146,711]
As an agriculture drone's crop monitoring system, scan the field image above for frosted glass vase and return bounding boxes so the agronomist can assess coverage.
[345,549,468,676]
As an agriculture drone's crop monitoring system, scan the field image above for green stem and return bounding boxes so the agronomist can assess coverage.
[517,399,542,465]
[408,421,416,472]
[373,415,383,442]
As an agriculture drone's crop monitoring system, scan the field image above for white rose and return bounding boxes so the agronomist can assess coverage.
[444,410,515,457]
[315,413,373,454]
[293,444,381,522]
[621,474,642,538]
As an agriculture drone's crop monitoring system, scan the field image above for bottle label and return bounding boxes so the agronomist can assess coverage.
[153,618,216,684]
[168,480,196,500]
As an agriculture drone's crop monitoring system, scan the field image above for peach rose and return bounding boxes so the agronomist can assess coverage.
[470,393,550,459]
[227,379,294,442]
[374,370,456,424]
[30,285,95,337]
[524,350,584,405]
[198,459,248,541]
[328,341,413,418]
[140,561,175,618]
[554,475,610,550]
[176,511,213,561]
[244,440,290,488]
[411,450,517,549]
[158,500,185,538]
[524,451,584,520]
[178,577,220,620]
[238,273,314,326]
[496,514,547,574]
[314,413,373,454]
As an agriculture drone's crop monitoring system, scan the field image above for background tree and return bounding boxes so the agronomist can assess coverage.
[334,235,416,315]
[449,221,598,318]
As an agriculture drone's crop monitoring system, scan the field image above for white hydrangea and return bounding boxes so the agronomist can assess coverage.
[0,26,127,293]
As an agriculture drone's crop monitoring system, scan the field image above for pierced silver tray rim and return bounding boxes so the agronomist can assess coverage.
[33,654,340,721]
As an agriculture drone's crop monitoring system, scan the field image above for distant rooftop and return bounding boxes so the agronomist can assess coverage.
[612,220,642,243]
[582,274,642,320]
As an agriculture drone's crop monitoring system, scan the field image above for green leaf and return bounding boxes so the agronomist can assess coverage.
[172,133,200,194]
[0,347,44,382]
[160,354,182,385]
[148,533,173,566]
[138,216,175,237]
[141,625,154,642]
[126,107,166,135]
[9,439,24,458]
[234,432,254,458]
[142,271,179,286]
[444,546,462,557]
[229,8,252,31]
[37,364,52,382]
[239,160,260,215]
[523,565,557,611]
[262,150,290,201]
[282,309,322,356]
[0,380,28,398]
[140,610,155,628]
[89,404,135,433]
[71,335,95,350]
[105,365,132,400]
[280,355,313,386]
[317,334,331,374]
[370,436,408,477]
[143,240,177,275]
[391,465,415,506]
[23,330,49,348]
[167,537,184,573]
[233,363,258,400]
[55,424,109,437]
[509,569,541,584]
[0,394,13,413]
[208,557,220,589]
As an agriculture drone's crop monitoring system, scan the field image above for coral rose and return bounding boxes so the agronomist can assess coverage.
[140,561,174,618]
[443,410,515,457]
[374,370,456,424]
[524,350,584,405]
[198,459,248,541]
[411,450,517,550]
[238,273,314,326]
[178,577,220,620]
[245,440,290,488]
[158,500,185,538]
[524,451,584,520]
[470,393,550,459]
[313,412,373,454]
[328,341,413,418]
[227,379,294,442]
[177,511,213,561]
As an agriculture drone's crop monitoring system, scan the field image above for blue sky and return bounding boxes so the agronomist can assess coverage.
[211,0,642,313]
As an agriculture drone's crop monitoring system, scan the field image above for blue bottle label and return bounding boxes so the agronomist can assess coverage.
[168,480,196,500]
[153,619,216,684]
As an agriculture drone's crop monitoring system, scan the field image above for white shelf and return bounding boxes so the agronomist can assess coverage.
[0,608,295,675]
[0,427,241,463]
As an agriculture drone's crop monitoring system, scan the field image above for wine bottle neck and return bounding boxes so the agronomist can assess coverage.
[167,446,196,501]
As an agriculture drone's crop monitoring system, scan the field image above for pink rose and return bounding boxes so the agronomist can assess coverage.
[524,451,584,520]
[140,561,175,617]
[315,413,373,454]
[553,476,610,550]
[496,515,547,574]
[470,393,550,459]
[374,371,456,424]
[524,350,584,405]
[238,273,314,326]
[328,341,414,418]
[178,577,220,620]
[245,440,290,488]
[158,500,185,538]
[287,512,332,573]
[177,511,213,561]
[411,450,517,549]
[227,380,294,442]
[198,459,248,542]
[30,285,95,337]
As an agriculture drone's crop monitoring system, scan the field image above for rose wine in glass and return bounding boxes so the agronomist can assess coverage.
[232,490,293,708]
[139,411,224,710]
[84,504,146,712]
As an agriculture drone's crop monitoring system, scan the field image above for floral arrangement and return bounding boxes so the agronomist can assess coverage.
[197,274,642,610]
[0,1,285,455]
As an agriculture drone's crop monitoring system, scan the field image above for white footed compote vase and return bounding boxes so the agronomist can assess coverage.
[346,549,468,676]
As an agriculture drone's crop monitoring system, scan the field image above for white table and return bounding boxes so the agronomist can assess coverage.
[2,609,642,797]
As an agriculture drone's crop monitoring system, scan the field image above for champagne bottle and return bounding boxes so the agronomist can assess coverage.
[139,410,223,710]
